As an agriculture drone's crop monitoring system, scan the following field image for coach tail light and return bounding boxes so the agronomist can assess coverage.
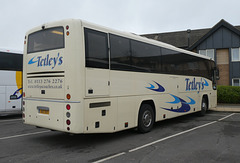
[66,112,71,118]
[66,104,71,110]
[66,25,70,36]
[66,119,71,125]
[66,94,71,100]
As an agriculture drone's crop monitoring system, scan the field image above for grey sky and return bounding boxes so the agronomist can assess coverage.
[1,0,240,51]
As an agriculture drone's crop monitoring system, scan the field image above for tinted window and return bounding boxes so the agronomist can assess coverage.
[27,27,64,54]
[182,55,202,76]
[131,40,161,72]
[198,60,213,80]
[162,48,213,79]
[0,52,22,71]
[110,34,132,71]
[85,28,109,69]
[162,48,182,74]
[107,32,213,80]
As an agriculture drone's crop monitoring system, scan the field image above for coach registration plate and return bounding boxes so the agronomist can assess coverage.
[39,109,49,114]
[37,106,50,115]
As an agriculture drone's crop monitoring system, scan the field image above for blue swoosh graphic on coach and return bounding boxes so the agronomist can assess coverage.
[162,94,191,113]
[146,81,165,92]
[13,88,23,99]
[203,79,209,86]
[166,94,181,104]
[184,96,196,105]
[28,57,38,64]
[147,84,155,89]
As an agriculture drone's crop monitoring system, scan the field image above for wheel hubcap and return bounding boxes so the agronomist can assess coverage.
[202,101,206,111]
[142,110,152,127]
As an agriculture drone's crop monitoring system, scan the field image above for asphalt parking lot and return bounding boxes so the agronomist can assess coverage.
[0,111,239,163]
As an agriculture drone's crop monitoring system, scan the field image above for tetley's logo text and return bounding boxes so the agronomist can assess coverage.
[185,78,209,91]
[28,53,63,69]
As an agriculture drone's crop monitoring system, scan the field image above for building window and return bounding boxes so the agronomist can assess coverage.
[232,79,240,86]
[199,49,214,60]
[231,48,240,61]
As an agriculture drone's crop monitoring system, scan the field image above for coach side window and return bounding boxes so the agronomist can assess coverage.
[110,34,132,71]
[161,48,182,74]
[84,28,109,69]
[131,40,161,73]
[0,52,23,71]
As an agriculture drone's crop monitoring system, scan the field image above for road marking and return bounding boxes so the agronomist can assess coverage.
[218,113,235,121]
[93,113,236,163]
[0,119,22,123]
[92,152,126,163]
[0,130,50,140]
[207,113,229,117]
[129,120,217,152]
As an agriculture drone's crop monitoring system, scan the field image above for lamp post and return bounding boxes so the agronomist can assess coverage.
[187,29,191,49]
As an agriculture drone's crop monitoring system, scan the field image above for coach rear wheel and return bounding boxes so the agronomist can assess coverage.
[199,97,208,116]
[138,104,154,133]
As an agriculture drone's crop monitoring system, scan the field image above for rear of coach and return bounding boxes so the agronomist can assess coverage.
[22,19,85,133]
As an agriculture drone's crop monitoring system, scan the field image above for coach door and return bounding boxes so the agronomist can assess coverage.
[84,28,110,97]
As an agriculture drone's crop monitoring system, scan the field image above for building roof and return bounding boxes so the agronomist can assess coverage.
[142,19,240,50]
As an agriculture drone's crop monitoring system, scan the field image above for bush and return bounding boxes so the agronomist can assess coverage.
[217,85,240,104]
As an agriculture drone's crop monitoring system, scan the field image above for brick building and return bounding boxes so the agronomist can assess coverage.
[143,19,240,86]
